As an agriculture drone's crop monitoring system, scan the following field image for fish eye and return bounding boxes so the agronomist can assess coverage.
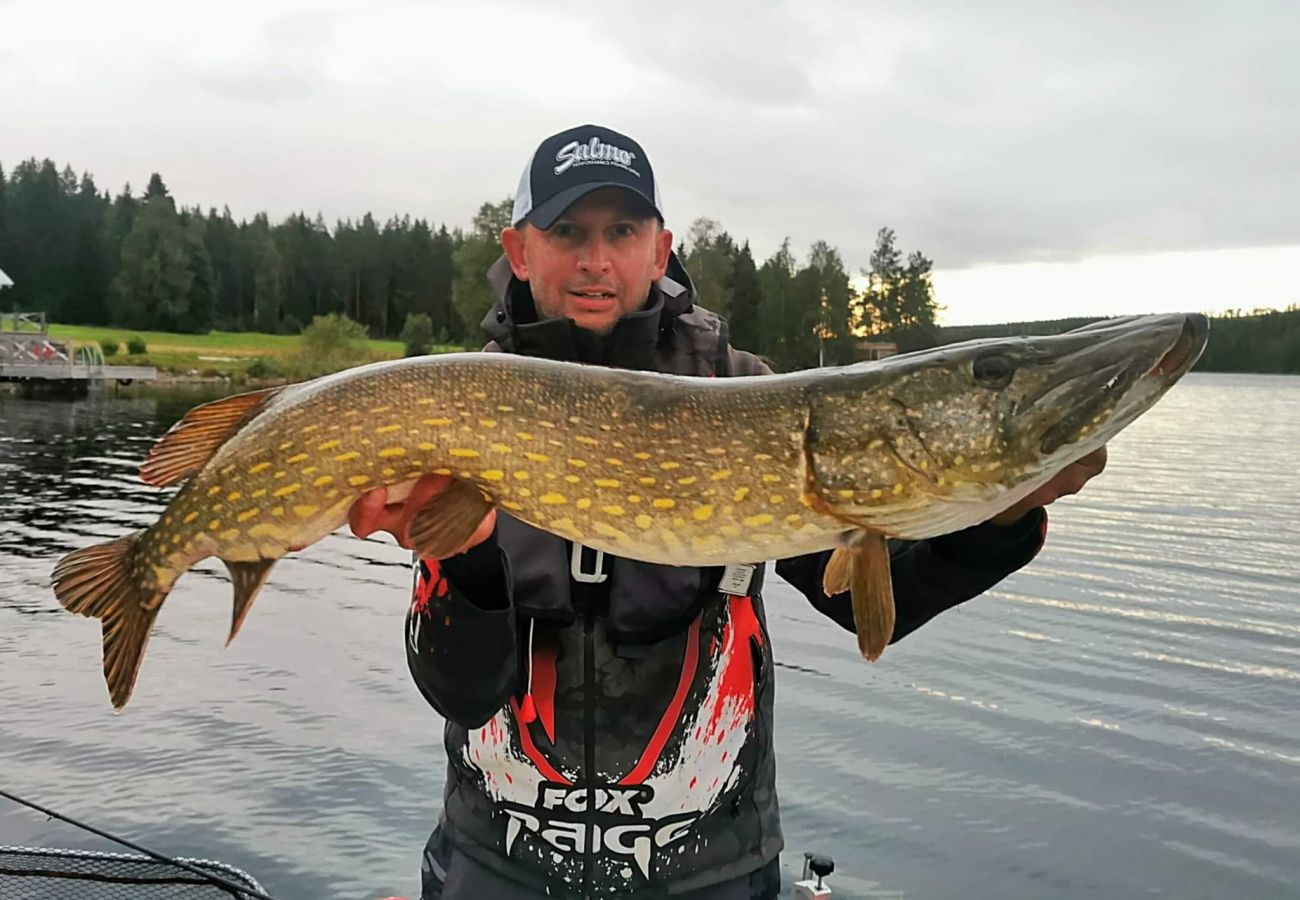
[972,353,1015,388]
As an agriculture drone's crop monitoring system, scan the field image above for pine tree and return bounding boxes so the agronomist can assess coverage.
[111,192,194,330]
[727,241,763,355]
[451,198,512,345]
[681,218,735,319]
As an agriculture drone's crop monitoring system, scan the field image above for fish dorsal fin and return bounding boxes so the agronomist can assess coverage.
[141,386,285,487]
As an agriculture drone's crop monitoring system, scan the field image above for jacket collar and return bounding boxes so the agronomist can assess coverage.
[479,252,696,370]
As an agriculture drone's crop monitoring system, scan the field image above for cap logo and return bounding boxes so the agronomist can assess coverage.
[554,137,640,177]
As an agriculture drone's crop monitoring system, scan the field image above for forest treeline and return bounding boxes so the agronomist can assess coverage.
[0,158,939,373]
[3,157,1294,374]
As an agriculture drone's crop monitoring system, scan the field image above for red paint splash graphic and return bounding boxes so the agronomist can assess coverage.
[412,558,449,617]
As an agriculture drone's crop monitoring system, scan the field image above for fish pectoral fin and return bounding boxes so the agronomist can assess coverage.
[406,479,494,559]
[223,558,277,646]
[50,531,166,710]
[140,386,286,487]
[833,533,896,663]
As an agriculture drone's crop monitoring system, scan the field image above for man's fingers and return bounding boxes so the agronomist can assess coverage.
[348,486,390,539]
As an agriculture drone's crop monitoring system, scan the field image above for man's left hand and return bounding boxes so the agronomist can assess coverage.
[988,446,1108,527]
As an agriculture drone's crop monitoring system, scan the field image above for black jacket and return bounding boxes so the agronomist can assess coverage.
[405,254,1046,898]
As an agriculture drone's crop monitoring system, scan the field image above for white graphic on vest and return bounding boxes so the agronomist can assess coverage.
[502,782,696,880]
[553,138,640,177]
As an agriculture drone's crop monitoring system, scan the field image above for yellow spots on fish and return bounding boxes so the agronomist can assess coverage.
[501,500,524,511]
[227,491,243,502]
[576,498,592,510]
[691,534,725,553]
[289,504,318,519]
[491,443,512,454]
[660,530,683,551]
[515,431,535,442]
[481,470,505,482]
[518,487,533,498]
[219,528,240,541]
[524,452,550,463]
[784,513,803,525]
[720,524,742,538]
[278,441,293,451]
[313,475,334,487]
[706,447,727,456]
[370,405,392,414]
[538,420,557,430]
[374,424,402,435]
[565,458,588,469]
[273,483,301,498]
[659,461,681,470]
[207,486,222,498]
[248,523,281,539]
[183,511,199,524]
[872,488,884,499]
[301,423,319,433]
[868,438,885,450]
[634,514,653,529]
[248,462,272,475]
[477,418,498,429]
[513,470,530,481]
[302,466,319,477]
[449,448,480,459]
[235,508,259,523]
[424,418,453,427]
[762,474,783,484]
[593,478,621,489]
[953,455,965,466]
[496,404,515,413]
[919,460,930,471]
[692,504,714,522]
[379,447,407,458]
[838,489,855,499]
[325,489,340,500]
[334,451,360,462]
[603,505,625,517]
[348,475,371,487]
[317,439,341,451]
[677,476,698,486]
[893,483,905,495]
[734,487,751,502]
[744,513,775,527]
[381,467,396,477]
[219,464,237,477]
[564,475,581,484]
[433,467,452,476]
[594,521,630,542]
[633,452,652,461]
[986,460,1002,471]
[273,470,287,480]
[652,498,676,510]
[628,494,643,504]
[540,492,567,505]
[208,519,221,531]
[171,533,182,545]
[638,476,657,486]
[549,517,578,535]
[769,494,785,504]
[711,469,732,481]
[604,457,623,467]
[970,464,983,473]
[754,453,773,462]
[282,453,308,465]
[575,436,599,446]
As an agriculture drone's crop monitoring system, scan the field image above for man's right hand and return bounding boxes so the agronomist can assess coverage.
[347,474,497,556]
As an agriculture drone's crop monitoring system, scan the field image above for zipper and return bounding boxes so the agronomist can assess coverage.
[582,596,596,892]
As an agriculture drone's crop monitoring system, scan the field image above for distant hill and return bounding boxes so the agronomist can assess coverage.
[926,308,1300,374]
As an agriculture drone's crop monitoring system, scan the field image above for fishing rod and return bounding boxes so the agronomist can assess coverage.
[0,786,278,900]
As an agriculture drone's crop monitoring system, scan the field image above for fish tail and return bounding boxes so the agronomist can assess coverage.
[50,532,166,709]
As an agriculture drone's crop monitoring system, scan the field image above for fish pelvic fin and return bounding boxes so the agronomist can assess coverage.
[222,558,277,646]
[50,532,165,710]
[140,386,285,487]
[825,533,896,662]
[406,479,494,559]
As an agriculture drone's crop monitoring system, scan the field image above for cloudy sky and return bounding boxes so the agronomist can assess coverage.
[2,0,1297,324]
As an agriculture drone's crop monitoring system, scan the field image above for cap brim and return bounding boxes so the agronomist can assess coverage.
[522,182,662,230]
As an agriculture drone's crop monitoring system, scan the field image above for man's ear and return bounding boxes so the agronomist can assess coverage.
[501,226,529,280]
[653,227,673,280]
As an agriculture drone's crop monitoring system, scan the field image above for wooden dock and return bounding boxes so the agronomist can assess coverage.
[0,312,157,396]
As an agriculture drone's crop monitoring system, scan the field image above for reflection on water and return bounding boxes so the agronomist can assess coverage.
[2,374,1298,899]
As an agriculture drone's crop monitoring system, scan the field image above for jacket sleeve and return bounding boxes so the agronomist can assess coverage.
[774,508,1047,642]
[405,528,518,728]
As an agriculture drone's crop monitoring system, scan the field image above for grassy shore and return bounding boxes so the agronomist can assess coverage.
[47,323,443,378]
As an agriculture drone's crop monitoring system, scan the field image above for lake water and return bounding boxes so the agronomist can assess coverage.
[1,373,1297,900]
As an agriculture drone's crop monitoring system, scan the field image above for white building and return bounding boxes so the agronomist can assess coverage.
[0,267,12,289]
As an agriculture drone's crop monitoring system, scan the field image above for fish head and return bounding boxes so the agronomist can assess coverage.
[806,313,1208,537]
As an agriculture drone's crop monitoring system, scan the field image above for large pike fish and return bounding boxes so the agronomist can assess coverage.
[51,313,1207,708]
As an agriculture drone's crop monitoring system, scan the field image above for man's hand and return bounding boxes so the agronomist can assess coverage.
[989,446,1108,527]
[348,474,497,556]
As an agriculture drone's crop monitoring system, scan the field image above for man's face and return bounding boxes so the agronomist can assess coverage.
[500,188,674,336]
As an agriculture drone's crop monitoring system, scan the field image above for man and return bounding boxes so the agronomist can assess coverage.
[349,124,1106,899]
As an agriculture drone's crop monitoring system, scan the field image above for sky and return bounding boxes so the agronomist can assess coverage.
[1,0,1297,325]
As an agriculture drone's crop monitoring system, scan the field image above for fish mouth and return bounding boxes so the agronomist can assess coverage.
[1029,313,1208,456]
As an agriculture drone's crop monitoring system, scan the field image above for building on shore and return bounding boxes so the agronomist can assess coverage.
[0,266,13,290]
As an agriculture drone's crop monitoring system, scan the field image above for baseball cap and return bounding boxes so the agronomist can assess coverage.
[511,124,664,229]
